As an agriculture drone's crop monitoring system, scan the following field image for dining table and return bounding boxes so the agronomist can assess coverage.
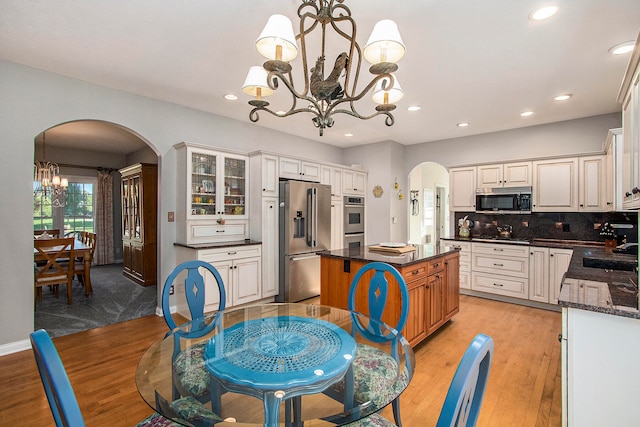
[136,303,415,427]
[33,238,93,296]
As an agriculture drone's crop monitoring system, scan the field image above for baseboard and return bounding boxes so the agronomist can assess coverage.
[461,289,561,312]
[0,338,31,356]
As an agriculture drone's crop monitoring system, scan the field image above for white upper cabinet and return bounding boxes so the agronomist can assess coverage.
[321,165,343,198]
[620,44,640,209]
[533,158,578,212]
[279,156,321,182]
[578,155,607,211]
[342,169,366,196]
[477,161,532,188]
[449,166,476,212]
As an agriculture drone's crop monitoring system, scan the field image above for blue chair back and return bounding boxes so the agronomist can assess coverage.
[161,260,226,336]
[348,262,410,343]
[436,333,494,427]
[30,329,86,427]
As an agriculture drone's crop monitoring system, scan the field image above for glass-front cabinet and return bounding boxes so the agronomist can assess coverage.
[175,142,249,244]
[190,151,247,217]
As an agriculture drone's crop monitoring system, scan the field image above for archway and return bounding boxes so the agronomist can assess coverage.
[407,162,449,245]
[33,120,160,337]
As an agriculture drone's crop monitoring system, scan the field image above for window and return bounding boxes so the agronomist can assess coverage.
[33,175,96,235]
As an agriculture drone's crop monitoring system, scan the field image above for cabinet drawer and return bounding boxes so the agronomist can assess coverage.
[189,223,247,242]
[426,257,445,274]
[472,273,528,299]
[460,271,471,290]
[199,244,261,262]
[471,242,530,258]
[460,260,471,272]
[402,263,427,282]
[459,251,471,264]
[472,253,529,278]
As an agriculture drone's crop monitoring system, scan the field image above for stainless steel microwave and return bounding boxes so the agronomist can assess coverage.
[475,187,532,214]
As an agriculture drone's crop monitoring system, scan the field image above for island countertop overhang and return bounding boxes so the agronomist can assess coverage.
[317,244,460,268]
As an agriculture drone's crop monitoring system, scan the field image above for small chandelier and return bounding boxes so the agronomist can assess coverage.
[243,0,406,136]
[34,131,68,207]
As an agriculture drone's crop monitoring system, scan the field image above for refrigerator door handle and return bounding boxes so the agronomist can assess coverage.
[306,188,318,247]
[290,254,320,262]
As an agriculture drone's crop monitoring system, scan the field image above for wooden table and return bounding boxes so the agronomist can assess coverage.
[34,239,93,296]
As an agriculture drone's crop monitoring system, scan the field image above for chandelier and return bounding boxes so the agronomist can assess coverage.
[242,0,406,136]
[34,131,68,207]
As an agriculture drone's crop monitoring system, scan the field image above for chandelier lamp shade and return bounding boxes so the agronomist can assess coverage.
[34,131,68,207]
[243,0,406,136]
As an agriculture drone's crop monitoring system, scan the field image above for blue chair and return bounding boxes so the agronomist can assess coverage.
[161,260,226,413]
[329,262,411,427]
[348,333,494,427]
[29,329,221,427]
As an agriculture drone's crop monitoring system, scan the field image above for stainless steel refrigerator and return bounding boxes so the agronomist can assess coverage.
[277,180,331,302]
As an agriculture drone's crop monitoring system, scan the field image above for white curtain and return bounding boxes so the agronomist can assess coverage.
[95,170,115,265]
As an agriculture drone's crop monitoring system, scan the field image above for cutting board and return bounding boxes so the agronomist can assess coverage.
[368,244,417,254]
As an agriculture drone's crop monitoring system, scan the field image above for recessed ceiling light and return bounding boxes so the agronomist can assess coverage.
[554,94,572,101]
[344,133,353,137]
[224,94,238,101]
[608,41,635,55]
[407,106,421,112]
[529,6,558,21]
[457,122,469,127]
[520,111,534,117]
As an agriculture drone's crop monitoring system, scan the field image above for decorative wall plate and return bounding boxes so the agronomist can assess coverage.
[372,185,383,198]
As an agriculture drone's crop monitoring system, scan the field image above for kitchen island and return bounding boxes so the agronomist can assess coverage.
[318,244,460,347]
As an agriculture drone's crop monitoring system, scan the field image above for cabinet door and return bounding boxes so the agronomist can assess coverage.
[533,158,578,211]
[279,157,302,179]
[343,169,366,195]
[330,200,344,250]
[426,273,445,335]
[622,95,634,208]
[549,248,573,304]
[261,154,278,197]
[233,257,262,305]
[404,281,427,346]
[190,151,219,216]
[449,167,476,211]
[209,259,232,309]
[503,161,532,187]
[301,161,321,182]
[477,164,502,188]
[321,165,343,198]
[579,156,606,211]
[222,154,248,217]
[261,198,278,297]
[529,246,550,303]
[444,253,460,320]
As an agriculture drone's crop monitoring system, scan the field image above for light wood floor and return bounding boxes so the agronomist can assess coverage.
[0,295,562,426]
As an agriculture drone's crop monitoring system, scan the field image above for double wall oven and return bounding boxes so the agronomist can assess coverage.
[343,196,365,249]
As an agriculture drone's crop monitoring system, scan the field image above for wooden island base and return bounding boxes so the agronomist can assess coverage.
[319,245,460,348]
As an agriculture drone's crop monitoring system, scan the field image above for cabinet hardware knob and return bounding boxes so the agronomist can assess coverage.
[228,251,237,255]
[558,333,562,342]
[633,187,640,194]
[493,263,504,267]
[625,191,632,197]
[493,283,504,287]
[216,230,225,233]
[550,254,554,257]
[494,248,504,251]
[263,188,266,191]
[579,204,584,207]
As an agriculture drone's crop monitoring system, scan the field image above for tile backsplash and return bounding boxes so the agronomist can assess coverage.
[454,211,638,243]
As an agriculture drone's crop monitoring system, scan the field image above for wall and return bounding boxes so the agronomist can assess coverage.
[0,59,342,350]
[404,113,621,172]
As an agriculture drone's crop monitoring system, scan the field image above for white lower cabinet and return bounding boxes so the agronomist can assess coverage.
[562,307,640,426]
[528,246,550,303]
[175,244,262,313]
[549,248,573,304]
[261,198,278,297]
[441,240,471,289]
[471,242,529,299]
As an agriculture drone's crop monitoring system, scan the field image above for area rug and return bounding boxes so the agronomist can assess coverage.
[34,263,158,338]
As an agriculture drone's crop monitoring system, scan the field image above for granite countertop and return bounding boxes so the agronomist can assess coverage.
[174,240,261,249]
[559,245,639,319]
[318,244,459,268]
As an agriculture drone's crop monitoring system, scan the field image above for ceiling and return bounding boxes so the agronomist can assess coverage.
[2,0,639,153]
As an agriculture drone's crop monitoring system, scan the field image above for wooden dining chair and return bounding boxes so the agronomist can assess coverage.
[29,329,222,427]
[348,334,494,427]
[161,260,227,414]
[34,229,60,239]
[34,237,75,305]
[72,232,96,287]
